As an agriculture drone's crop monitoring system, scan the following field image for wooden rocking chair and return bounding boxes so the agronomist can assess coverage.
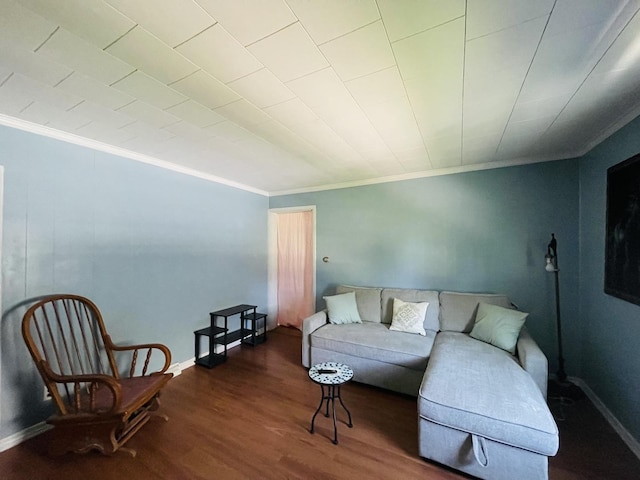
[21,294,173,457]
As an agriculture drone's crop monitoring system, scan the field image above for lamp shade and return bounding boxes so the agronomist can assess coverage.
[545,255,556,272]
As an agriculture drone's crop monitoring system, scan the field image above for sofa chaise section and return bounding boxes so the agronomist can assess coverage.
[418,332,559,479]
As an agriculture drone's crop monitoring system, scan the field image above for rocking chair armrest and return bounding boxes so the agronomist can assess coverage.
[41,363,123,415]
[107,337,172,375]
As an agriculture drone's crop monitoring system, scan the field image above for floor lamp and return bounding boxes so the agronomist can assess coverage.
[545,233,567,383]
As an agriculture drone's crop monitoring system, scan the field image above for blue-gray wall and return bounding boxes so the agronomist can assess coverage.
[579,115,640,443]
[0,125,268,439]
[270,160,581,378]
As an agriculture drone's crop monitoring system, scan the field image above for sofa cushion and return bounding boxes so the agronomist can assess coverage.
[439,291,512,332]
[381,288,440,331]
[336,285,382,323]
[419,332,558,456]
[311,322,436,371]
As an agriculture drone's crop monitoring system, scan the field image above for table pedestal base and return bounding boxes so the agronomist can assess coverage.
[309,384,353,444]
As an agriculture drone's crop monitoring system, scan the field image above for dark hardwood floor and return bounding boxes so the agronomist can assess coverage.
[1,327,639,479]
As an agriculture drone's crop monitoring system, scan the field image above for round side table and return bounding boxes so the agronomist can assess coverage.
[309,362,353,444]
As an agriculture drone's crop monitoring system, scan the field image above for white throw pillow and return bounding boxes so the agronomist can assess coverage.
[389,298,428,336]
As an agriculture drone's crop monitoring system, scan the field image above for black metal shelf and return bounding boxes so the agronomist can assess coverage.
[194,304,266,369]
[241,313,267,346]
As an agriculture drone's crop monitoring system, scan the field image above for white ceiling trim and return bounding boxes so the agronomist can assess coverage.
[269,151,577,197]
[0,113,268,196]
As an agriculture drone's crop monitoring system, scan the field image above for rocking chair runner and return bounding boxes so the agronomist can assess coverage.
[21,294,173,457]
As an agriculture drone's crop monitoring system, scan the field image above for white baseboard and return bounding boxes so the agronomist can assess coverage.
[569,376,640,460]
[0,421,51,453]
[0,339,251,453]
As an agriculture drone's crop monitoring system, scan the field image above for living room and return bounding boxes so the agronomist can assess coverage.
[1,1,640,478]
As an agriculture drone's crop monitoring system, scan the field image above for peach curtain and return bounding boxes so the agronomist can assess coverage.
[277,211,314,329]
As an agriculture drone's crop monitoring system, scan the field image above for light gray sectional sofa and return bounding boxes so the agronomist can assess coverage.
[301,285,559,480]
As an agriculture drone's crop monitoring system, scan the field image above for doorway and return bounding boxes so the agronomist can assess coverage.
[267,206,316,330]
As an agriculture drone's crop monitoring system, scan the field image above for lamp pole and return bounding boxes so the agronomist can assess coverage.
[547,233,567,383]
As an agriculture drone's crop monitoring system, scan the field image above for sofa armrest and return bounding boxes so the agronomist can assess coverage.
[517,328,548,399]
[301,310,327,368]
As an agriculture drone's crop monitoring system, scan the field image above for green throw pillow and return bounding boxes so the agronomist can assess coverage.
[324,291,362,325]
[469,302,528,354]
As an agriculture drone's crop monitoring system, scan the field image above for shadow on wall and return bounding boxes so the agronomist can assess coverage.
[1,296,56,435]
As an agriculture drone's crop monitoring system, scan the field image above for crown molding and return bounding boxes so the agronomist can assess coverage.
[269,153,575,197]
[0,115,268,197]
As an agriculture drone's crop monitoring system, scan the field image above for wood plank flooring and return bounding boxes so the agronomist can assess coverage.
[1,327,639,479]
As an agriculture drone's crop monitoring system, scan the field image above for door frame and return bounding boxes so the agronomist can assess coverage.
[267,206,316,328]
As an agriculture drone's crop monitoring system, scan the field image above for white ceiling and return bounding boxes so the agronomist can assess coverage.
[1,0,640,195]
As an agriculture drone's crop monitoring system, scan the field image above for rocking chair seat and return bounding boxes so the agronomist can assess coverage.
[49,374,172,422]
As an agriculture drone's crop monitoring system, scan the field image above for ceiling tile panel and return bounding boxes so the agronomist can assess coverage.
[590,5,640,73]
[74,122,137,144]
[0,43,71,86]
[495,134,543,161]
[264,98,319,127]
[518,1,639,104]
[36,27,135,85]
[70,100,133,129]
[286,67,352,110]
[377,0,465,42]
[247,23,329,82]
[544,0,637,38]
[320,20,395,81]
[165,100,226,128]
[287,0,379,44]
[111,71,188,110]
[462,133,502,165]
[106,0,215,48]
[1,72,82,111]
[106,26,199,85]
[162,120,211,142]
[345,66,406,107]
[465,0,554,40]
[170,70,240,109]
[227,68,295,108]
[397,18,464,160]
[120,121,176,141]
[55,72,134,110]
[15,0,133,49]
[509,95,570,124]
[464,17,546,78]
[204,120,253,142]
[0,80,37,116]
[394,146,431,171]
[393,18,464,81]
[425,134,462,168]
[196,0,296,46]
[214,99,271,126]
[503,116,556,138]
[46,110,100,133]
[362,97,424,152]
[17,101,70,127]
[116,101,181,129]
[176,24,263,84]
[0,0,58,51]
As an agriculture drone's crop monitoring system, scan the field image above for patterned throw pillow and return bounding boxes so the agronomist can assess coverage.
[389,298,428,336]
